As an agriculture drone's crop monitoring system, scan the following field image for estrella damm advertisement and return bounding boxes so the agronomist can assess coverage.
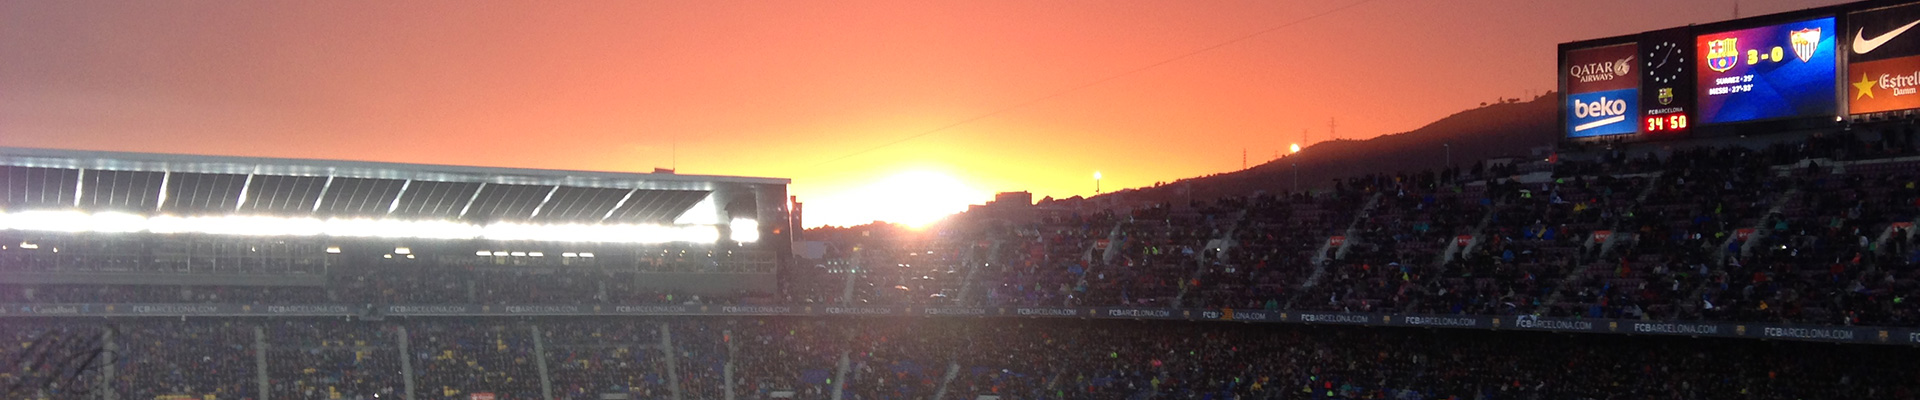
[1695,17,1836,124]
[1849,2,1920,114]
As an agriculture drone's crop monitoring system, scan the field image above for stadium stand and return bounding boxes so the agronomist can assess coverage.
[3,131,1920,399]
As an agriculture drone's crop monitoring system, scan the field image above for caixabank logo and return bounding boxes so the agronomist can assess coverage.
[1567,89,1638,137]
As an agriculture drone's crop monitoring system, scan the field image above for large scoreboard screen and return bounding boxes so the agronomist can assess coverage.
[1694,17,1837,124]
[1556,3,1920,141]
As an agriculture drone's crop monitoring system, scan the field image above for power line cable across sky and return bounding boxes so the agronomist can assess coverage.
[812,0,1380,167]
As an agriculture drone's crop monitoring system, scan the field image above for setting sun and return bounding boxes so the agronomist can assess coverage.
[805,170,989,229]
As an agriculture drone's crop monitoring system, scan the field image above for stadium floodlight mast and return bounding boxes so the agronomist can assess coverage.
[0,210,758,244]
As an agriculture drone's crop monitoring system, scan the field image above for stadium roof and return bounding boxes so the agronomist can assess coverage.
[0,147,786,226]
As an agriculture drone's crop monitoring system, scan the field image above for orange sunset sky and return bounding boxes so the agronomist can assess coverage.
[0,0,1845,227]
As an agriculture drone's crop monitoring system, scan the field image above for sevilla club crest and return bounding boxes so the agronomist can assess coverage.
[1790,27,1820,63]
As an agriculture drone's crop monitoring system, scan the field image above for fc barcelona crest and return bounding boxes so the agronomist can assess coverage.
[1790,27,1820,63]
[1657,88,1673,105]
[1707,38,1739,72]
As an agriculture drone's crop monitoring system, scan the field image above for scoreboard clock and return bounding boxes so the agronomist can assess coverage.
[1645,40,1684,86]
[1640,28,1694,134]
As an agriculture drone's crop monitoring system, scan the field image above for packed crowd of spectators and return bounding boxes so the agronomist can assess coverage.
[409,321,542,400]
[731,318,841,398]
[791,132,1920,329]
[543,319,669,400]
[0,321,103,400]
[0,133,1916,333]
[267,320,401,400]
[114,320,256,400]
[0,316,1916,399]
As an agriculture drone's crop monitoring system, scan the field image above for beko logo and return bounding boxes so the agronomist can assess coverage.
[1572,96,1628,132]
[1569,56,1633,83]
[1574,97,1628,118]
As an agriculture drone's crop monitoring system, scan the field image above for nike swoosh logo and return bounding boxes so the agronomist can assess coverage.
[1855,20,1920,55]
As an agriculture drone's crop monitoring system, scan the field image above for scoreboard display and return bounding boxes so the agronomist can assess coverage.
[1640,27,1695,135]
[1555,2,1920,141]
[1560,28,1698,139]
[1694,17,1837,125]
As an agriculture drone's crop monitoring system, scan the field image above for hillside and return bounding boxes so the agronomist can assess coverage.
[1090,92,1558,204]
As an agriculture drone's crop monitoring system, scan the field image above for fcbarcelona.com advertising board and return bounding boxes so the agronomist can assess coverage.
[1564,43,1640,138]
[1695,17,1837,124]
[1850,3,1920,114]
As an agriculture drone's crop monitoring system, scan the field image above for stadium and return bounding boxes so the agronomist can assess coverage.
[5,1,1920,400]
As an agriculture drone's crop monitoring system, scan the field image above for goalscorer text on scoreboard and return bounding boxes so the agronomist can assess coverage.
[1695,17,1837,124]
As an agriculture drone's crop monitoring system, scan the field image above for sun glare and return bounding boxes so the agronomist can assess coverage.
[808,170,987,229]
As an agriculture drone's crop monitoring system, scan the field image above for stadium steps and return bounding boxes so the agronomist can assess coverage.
[1305,192,1381,287]
[530,325,555,400]
[929,359,960,400]
[1286,192,1380,310]
[1331,192,1384,261]
[1596,172,1665,259]
[1685,184,1802,316]
[1440,199,1502,267]
[253,326,270,400]
[829,348,851,400]
[1172,210,1245,309]
[724,329,737,400]
[661,322,683,400]
[1725,188,1801,264]
[1544,174,1663,310]
[1100,220,1126,264]
[100,326,117,400]
[1407,202,1501,314]
[952,239,1000,306]
[1071,220,1127,306]
[1874,217,1918,255]
[397,326,418,400]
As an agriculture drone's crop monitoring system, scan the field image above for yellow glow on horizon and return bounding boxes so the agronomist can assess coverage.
[1290,143,1301,153]
[804,169,988,229]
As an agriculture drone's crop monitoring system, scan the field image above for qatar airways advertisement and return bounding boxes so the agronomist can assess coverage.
[1563,43,1640,138]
